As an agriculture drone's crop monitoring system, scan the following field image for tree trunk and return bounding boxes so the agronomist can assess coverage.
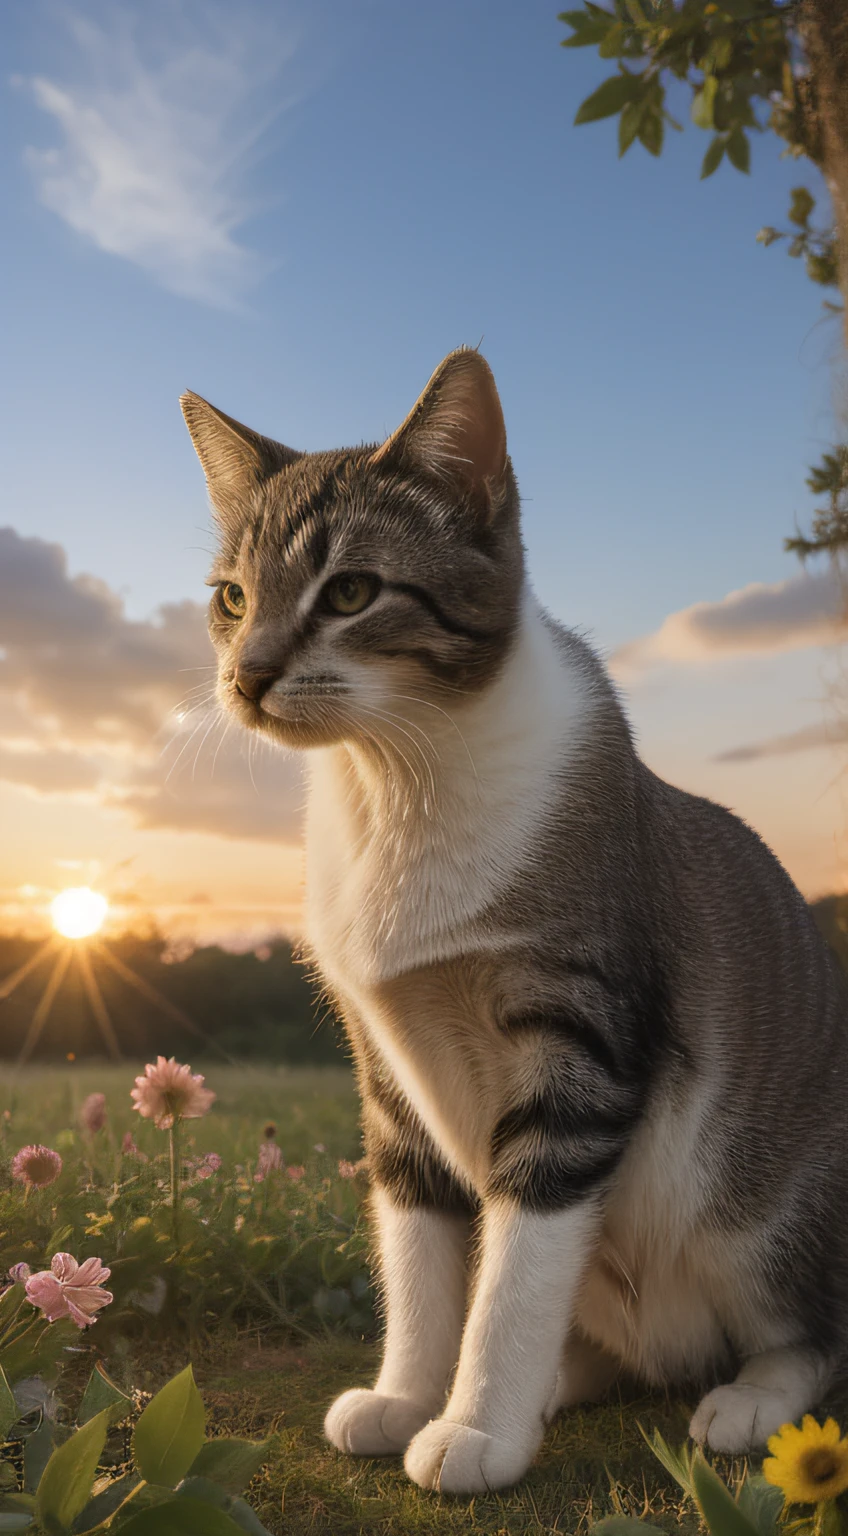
[802,0,848,345]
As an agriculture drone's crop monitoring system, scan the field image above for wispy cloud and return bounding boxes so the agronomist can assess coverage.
[612,566,848,675]
[21,3,296,306]
[714,720,848,764]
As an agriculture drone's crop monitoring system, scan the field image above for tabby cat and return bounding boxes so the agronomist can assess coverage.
[181,349,848,1494]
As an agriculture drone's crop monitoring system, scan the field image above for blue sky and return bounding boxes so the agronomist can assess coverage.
[2,0,847,936]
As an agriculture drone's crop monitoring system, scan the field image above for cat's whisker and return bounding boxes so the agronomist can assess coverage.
[386,693,479,782]
[162,710,217,781]
[190,711,225,781]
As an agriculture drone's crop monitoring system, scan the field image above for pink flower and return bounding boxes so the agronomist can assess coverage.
[121,1131,148,1163]
[79,1093,107,1135]
[131,1057,215,1130]
[25,1253,112,1329]
[338,1160,359,1180]
[253,1142,283,1183]
[286,1164,305,1182]
[11,1145,63,1189]
[186,1151,222,1184]
[9,1263,31,1284]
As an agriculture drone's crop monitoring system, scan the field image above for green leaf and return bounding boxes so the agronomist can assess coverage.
[0,1321,77,1386]
[700,134,725,178]
[691,74,718,130]
[692,1456,762,1536]
[593,1520,666,1534]
[72,1471,141,1529]
[23,1421,56,1494]
[640,1427,695,1496]
[574,71,643,124]
[228,1498,274,1536]
[637,106,664,155]
[788,186,815,227]
[35,1407,110,1536]
[737,1474,784,1536]
[132,1366,206,1490]
[618,98,645,154]
[0,1368,17,1443]
[756,226,782,246]
[0,1517,34,1533]
[599,23,626,57]
[185,1438,273,1497]
[726,126,750,173]
[559,7,619,47]
[0,1288,26,1341]
[78,1362,132,1428]
[115,1496,247,1536]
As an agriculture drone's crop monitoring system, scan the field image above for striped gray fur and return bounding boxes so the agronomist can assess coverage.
[181,349,848,1494]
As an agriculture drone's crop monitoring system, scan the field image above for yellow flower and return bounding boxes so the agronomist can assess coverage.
[763,1416,848,1504]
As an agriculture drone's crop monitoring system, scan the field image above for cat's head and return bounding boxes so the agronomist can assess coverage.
[181,348,524,750]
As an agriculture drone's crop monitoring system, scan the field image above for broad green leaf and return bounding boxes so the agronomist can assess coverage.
[72,1471,141,1529]
[115,1496,247,1536]
[692,1456,762,1536]
[691,74,718,129]
[618,98,645,154]
[574,71,642,124]
[78,1362,132,1427]
[599,23,626,58]
[132,1366,206,1490]
[228,1497,274,1536]
[23,1421,56,1494]
[637,106,663,155]
[737,1474,784,1536]
[559,7,619,48]
[35,1407,110,1536]
[0,1368,17,1442]
[726,126,750,173]
[700,134,725,178]
[593,1520,666,1534]
[788,186,815,228]
[185,1437,273,1497]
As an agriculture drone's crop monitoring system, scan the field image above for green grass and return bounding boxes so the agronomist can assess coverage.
[138,1332,705,1536]
[4,1063,845,1535]
[0,1061,361,1165]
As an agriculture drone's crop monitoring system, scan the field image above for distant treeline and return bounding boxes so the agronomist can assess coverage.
[0,933,345,1065]
[0,896,845,1062]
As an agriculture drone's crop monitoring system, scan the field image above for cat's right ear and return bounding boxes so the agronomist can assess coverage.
[180,393,300,526]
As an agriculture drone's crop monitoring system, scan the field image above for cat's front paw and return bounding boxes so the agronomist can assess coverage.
[324,1388,432,1456]
[689,1384,796,1453]
[404,1417,533,1493]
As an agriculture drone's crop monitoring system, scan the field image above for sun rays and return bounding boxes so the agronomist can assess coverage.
[0,889,231,1065]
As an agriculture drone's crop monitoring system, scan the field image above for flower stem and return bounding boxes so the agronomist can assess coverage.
[169,1118,180,1240]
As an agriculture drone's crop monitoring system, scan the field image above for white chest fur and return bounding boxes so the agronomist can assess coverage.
[303,593,593,995]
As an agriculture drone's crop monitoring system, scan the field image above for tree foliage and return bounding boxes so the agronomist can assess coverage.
[560,0,848,559]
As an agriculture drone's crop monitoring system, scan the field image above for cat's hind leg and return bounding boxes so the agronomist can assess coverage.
[689,1348,831,1453]
[543,1329,620,1421]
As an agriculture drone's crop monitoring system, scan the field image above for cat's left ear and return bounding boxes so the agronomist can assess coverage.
[180,392,300,527]
[369,348,509,517]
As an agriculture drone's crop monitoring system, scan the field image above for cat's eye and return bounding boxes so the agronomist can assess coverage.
[219,582,246,618]
[323,574,380,616]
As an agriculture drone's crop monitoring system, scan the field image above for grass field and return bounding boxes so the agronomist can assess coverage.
[2,1061,837,1535]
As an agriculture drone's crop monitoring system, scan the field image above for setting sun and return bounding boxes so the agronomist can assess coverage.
[51,888,109,941]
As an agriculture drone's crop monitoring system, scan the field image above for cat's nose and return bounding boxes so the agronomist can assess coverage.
[234,665,279,702]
